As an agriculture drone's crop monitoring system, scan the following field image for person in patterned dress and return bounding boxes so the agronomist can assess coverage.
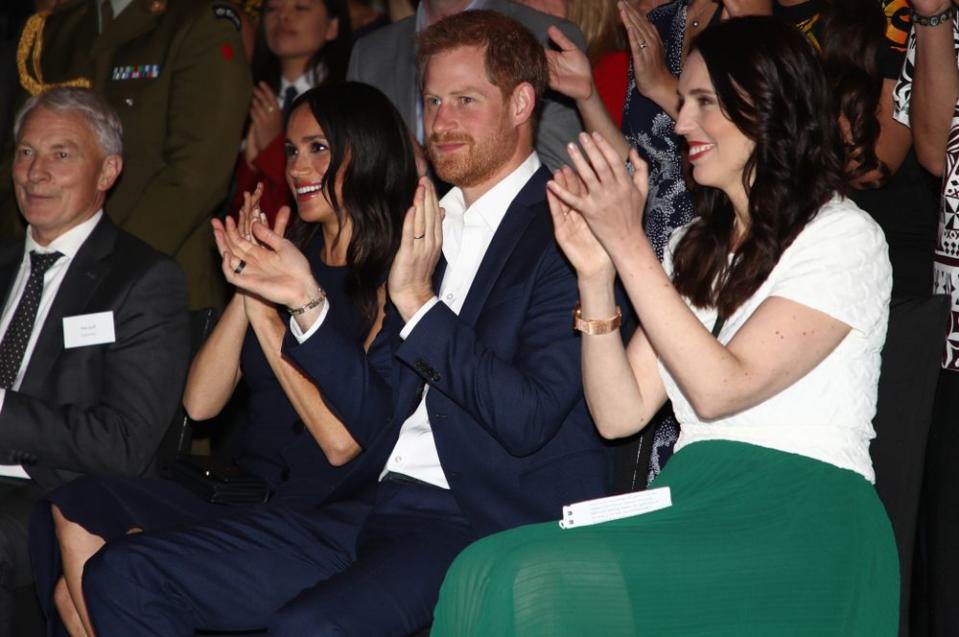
[892,1,959,633]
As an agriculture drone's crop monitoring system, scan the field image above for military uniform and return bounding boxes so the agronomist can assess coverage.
[1,0,251,308]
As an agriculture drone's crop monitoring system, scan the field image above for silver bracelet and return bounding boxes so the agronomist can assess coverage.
[287,293,324,316]
[913,5,955,26]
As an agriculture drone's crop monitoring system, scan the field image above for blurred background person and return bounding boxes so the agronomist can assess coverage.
[231,0,352,226]
[0,0,252,310]
[774,0,939,298]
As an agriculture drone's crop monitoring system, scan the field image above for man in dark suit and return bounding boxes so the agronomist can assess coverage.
[81,11,611,636]
[0,86,189,631]
[0,0,251,308]
[347,0,585,171]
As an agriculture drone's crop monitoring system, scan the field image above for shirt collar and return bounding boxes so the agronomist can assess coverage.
[279,74,316,99]
[440,151,541,235]
[415,0,490,33]
[25,210,103,261]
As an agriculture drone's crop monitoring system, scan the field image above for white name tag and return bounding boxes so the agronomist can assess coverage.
[63,311,116,349]
[559,486,672,529]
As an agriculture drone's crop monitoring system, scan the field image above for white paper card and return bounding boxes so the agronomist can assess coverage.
[63,311,116,349]
[0,464,30,479]
[559,486,672,529]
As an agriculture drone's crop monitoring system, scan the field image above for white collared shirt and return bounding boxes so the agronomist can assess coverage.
[382,152,542,488]
[278,74,317,108]
[0,210,104,479]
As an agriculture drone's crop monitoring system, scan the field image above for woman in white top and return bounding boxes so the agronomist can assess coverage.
[431,16,898,636]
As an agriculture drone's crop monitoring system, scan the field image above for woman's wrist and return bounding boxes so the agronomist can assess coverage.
[577,277,618,318]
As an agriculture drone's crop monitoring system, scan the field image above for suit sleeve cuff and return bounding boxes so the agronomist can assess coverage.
[399,297,440,340]
[289,298,331,343]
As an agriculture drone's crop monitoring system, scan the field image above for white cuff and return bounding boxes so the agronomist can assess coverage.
[399,297,440,340]
[289,298,331,343]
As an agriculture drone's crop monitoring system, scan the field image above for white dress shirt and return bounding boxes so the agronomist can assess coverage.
[291,154,542,488]
[0,211,104,478]
[383,152,541,488]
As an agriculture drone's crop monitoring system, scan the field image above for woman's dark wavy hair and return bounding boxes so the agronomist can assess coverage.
[671,16,846,320]
[817,0,889,187]
[251,0,352,91]
[285,83,418,332]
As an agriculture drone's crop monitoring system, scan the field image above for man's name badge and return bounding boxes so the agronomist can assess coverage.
[63,311,116,349]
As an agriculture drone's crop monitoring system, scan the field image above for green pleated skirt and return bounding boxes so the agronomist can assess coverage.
[431,440,899,636]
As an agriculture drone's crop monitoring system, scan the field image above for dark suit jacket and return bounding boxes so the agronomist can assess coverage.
[0,0,252,308]
[284,167,612,537]
[346,0,585,172]
[0,215,190,490]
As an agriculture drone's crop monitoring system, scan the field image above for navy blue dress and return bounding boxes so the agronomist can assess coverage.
[30,237,376,635]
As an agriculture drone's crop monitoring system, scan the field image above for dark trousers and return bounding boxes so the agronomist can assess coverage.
[0,478,44,634]
[919,370,959,636]
[83,480,477,636]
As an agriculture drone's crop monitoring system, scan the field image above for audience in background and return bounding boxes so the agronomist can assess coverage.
[0,0,251,309]
[231,0,352,226]
[1,87,189,635]
[774,0,938,298]
[31,82,414,637]
[346,0,587,171]
[892,1,959,633]
[432,17,897,635]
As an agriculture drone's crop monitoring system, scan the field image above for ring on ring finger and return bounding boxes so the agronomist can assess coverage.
[234,260,247,275]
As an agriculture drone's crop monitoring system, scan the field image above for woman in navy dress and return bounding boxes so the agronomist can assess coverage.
[30,82,418,637]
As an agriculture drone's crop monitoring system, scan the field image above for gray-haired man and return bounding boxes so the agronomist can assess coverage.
[0,87,189,630]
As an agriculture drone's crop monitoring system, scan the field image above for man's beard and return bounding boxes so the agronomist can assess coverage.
[427,121,518,188]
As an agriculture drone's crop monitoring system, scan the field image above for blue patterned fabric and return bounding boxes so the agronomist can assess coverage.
[620,0,701,483]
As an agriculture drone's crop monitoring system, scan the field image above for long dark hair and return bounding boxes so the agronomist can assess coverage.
[671,16,847,319]
[815,0,888,187]
[286,83,418,331]
[251,0,352,91]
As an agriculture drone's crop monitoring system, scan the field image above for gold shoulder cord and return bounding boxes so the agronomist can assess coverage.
[17,11,92,96]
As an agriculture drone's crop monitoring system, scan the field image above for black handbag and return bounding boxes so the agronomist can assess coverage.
[167,455,271,505]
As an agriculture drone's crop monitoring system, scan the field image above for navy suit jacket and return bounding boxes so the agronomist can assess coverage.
[284,167,612,537]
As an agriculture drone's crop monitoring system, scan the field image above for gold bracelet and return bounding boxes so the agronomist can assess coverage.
[287,289,325,316]
[573,302,622,335]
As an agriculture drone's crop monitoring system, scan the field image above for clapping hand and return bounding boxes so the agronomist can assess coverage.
[248,82,284,159]
[547,166,616,284]
[548,132,650,257]
[388,177,444,322]
[545,25,594,102]
[619,1,671,99]
[212,203,319,315]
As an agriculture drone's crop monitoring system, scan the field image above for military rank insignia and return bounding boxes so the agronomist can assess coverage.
[112,64,161,80]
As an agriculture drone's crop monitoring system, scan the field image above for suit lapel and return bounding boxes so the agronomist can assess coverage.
[456,167,549,327]
[18,218,116,396]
